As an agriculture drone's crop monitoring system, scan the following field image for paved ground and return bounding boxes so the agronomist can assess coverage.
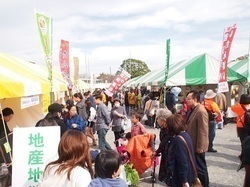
[90,121,244,187]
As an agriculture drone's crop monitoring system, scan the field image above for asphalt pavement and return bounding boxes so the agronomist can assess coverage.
[91,121,244,187]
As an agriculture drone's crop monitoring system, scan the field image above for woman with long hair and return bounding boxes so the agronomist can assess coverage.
[39,130,94,187]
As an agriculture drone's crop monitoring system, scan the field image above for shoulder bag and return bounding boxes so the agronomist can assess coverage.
[178,135,202,187]
[145,100,153,115]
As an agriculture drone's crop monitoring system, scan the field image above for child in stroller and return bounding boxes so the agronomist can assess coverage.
[116,132,158,184]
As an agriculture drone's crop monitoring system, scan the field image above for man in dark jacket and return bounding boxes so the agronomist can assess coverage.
[0,107,14,185]
[36,103,67,137]
[0,108,13,139]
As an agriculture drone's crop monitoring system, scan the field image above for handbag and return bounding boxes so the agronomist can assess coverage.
[178,135,203,187]
[145,100,153,115]
[121,117,132,131]
[141,114,148,121]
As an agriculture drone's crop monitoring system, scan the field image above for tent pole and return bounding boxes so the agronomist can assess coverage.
[247,35,250,89]
[163,86,166,107]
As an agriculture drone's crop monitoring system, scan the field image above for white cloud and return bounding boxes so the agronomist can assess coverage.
[0,0,249,77]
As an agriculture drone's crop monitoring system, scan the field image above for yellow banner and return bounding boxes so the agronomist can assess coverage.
[42,93,50,114]
[73,57,79,84]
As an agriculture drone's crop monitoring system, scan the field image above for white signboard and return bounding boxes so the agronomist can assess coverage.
[12,126,60,187]
[21,95,40,109]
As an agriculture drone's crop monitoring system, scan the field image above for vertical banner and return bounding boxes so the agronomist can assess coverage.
[42,93,50,114]
[35,11,53,103]
[12,126,60,187]
[106,70,131,96]
[165,39,170,81]
[218,24,237,93]
[73,57,79,85]
[59,40,73,89]
[164,39,170,107]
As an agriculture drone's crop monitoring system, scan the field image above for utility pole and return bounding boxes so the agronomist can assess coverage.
[109,66,111,83]
[85,53,87,79]
[130,51,131,75]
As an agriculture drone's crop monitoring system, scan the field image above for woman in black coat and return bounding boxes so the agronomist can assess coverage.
[154,108,173,185]
[167,114,196,187]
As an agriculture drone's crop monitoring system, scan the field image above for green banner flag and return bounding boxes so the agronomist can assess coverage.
[35,11,53,81]
[35,10,53,103]
[165,39,170,81]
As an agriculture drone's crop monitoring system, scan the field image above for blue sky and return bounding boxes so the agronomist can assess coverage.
[0,0,250,77]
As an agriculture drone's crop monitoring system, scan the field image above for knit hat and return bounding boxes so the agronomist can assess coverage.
[239,94,250,105]
[204,89,216,99]
[48,103,62,113]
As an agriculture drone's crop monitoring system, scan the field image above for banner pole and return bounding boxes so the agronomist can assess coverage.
[246,35,250,94]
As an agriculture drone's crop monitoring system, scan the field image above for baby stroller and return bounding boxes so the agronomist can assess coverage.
[116,133,159,186]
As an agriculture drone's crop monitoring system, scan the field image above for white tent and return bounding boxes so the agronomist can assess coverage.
[127,53,245,87]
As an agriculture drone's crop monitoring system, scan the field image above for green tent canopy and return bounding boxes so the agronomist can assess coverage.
[122,75,142,87]
[228,58,249,82]
[128,53,246,87]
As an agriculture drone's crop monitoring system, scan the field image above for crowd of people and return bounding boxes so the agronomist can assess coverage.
[1,86,250,186]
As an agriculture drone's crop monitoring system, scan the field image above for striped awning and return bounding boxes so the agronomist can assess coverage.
[228,58,249,82]
[0,52,67,99]
[128,53,245,87]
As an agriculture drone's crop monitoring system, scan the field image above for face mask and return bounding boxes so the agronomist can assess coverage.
[115,103,120,107]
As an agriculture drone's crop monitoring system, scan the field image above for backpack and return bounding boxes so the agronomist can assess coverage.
[240,106,250,134]
[203,101,216,121]
[36,118,58,127]
[205,107,216,121]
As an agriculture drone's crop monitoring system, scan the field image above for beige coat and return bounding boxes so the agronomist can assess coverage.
[186,103,209,152]
[144,99,159,116]
[216,93,227,111]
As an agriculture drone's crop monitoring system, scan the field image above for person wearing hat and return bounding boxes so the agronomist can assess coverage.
[231,93,250,142]
[110,98,127,146]
[0,107,13,139]
[202,89,221,153]
[36,103,67,137]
